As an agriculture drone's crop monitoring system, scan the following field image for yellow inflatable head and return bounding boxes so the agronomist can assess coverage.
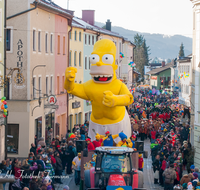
[90,39,118,83]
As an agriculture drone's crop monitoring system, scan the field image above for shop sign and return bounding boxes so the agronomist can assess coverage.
[151,76,157,80]
[72,101,81,109]
[44,95,59,109]
[14,39,26,89]
[48,95,57,105]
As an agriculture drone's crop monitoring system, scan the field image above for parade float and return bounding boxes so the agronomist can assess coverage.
[65,39,145,189]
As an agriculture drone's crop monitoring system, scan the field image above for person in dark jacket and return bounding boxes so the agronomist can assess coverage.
[21,160,31,188]
[152,154,160,184]
[29,177,40,190]
[36,155,45,171]
[30,143,36,156]
[11,158,18,176]
[54,151,63,184]
[66,145,75,174]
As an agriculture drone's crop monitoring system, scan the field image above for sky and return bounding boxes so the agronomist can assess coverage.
[54,0,193,38]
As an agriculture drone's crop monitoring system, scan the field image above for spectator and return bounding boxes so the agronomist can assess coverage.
[21,159,31,188]
[163,164,176,190]
[72,152,81,185]
[194,167,200,181]
[153,154,160,184]
[192,173,199,189]
[38,137,46,148]
[36,155,45,171]
[66,145,75,174]
[180,173,194,186]
[14,161,22,181]
[30,143,36,155]
[63,185,69,190]
[54,151,63,184]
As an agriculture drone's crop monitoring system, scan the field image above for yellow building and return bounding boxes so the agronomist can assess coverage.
[68,23,84,131]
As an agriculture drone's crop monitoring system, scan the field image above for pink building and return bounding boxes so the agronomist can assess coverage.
[55,14,72,138]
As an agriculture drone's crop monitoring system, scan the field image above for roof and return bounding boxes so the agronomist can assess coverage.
[35,0,74,18]
[95,146,134,154]
[147,62,173,75]
[149,63,162,67]
[177,56,192,63]
[72,17,124,39]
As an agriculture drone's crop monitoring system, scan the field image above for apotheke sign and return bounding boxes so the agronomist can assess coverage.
[44,95,59,109]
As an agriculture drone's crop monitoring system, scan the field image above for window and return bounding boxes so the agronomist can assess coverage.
[38,77,41,97]
[74,51,77,66]
[35,117,42,140]
[119,42,121,53]
[58,35,60,54]
[89,35,91,45]
[79,52,81,67]
[7,124,19,154]
[46,77,48,95]
[57,76,59,94]
[75,114,78,125]
[50,34,53,53]
[79,32,81,41]
[85,57,87,70]
[79,113,82,125]
[85,34,87,44]
[50,76,53,94]
[69,31,71,39]
[38,31,41,52]
[74,31,77,41]
[33,77,36,99]
[33,30,36,51]
[92,36,94,45]
[69,51,72,66]
[88,56,91,69]
[45,33,48,53]
[6,29,11,51]
[63,36,66,55]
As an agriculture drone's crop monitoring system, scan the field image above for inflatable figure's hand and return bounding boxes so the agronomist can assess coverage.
[103,91,117,107]
[65,67,77,82]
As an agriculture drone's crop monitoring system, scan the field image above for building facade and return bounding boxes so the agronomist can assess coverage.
[0,0,5,161]
[177,56,192,107]
[6,0,72,157]
[68,25,84,131]
[190,0,200,164]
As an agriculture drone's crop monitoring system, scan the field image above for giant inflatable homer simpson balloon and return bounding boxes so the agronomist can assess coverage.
[64,39,133,142]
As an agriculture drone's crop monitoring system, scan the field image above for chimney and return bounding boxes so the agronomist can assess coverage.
[106,19,111,31]
[82,10,95,25]
[162,61,165,67]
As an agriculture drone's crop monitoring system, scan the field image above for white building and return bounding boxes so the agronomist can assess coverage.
[190,0,200,164]
[177,56,192,107]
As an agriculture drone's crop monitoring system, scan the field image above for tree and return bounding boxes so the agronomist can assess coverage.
[179,43,185,57]
[134,34,150,80]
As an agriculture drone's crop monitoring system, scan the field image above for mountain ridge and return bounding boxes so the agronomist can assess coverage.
[95,22,192,60]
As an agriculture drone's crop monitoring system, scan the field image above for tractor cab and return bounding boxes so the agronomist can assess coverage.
[84,146,145,190]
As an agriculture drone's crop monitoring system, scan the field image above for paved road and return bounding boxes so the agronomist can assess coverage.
[143,139,164,190]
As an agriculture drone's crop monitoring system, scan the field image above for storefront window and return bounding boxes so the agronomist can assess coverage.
[45,113,55,146]
[7,124,19,153]
[35,117,42,140]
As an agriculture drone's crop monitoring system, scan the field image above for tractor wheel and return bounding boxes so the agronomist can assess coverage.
[84,170,91,188]
[137,170,144,188]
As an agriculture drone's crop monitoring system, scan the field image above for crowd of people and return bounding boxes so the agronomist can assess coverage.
[0,122,89,190]
[0,87,198,190]
[129,88,197,190]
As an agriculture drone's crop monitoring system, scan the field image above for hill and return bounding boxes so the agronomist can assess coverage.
[95,22,192,60]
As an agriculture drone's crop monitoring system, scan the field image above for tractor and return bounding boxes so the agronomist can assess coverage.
[84,146,145,190]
